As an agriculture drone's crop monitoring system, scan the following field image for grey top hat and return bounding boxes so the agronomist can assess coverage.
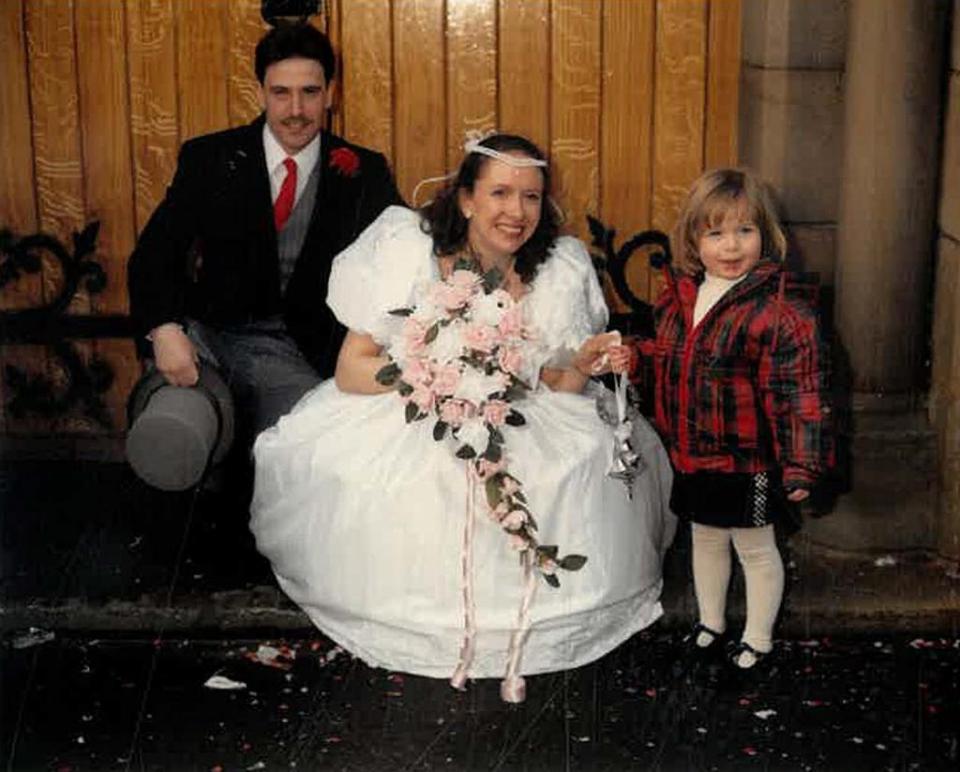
[126,361,235,491]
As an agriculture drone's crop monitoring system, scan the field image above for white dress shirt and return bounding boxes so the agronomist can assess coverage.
[263,125,321,207]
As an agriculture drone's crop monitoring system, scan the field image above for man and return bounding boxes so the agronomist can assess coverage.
[128,22,401,458]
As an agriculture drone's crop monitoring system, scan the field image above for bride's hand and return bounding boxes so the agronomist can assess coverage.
[572,332,622,376]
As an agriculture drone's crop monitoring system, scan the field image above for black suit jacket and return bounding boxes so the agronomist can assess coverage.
[128,116,402,376]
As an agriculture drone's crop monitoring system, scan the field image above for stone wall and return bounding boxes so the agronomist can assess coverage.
[739,0,847,282]
[932,6,960,560]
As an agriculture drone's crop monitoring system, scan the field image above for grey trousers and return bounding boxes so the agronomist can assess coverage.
[186,317,322,440]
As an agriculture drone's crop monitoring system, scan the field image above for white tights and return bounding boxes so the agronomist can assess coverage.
[691,522,784,654]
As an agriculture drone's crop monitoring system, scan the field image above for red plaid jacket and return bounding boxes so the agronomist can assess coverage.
[630,261,833,489]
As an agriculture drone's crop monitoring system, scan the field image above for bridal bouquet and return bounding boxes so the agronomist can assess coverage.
[375,258,586,586]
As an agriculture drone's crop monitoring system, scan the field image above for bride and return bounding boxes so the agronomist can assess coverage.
[250,133,675,701]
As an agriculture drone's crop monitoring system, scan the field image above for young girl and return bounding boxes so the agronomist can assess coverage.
[612,168,833,670]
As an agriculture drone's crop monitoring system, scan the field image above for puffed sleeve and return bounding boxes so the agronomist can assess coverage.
[527,236,610,368]
[326,206,434,337]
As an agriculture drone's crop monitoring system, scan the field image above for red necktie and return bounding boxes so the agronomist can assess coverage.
[273,157,297,231]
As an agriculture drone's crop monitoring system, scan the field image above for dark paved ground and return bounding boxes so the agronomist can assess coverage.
[3,631,958,770]
[2,459,959,770]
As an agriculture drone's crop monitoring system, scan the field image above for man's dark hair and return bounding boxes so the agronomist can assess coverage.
[254,22,336,84]
[420,134,559,285]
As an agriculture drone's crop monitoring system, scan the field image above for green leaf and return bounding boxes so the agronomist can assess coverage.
[482,267,504,293]
[404,402,420,423]
[485,477,502,509]
[488,425,504,444]
[559,554,588,571]
[505,410,526,427]
[484,442,502,463]
[433,420,448,441]
[424,322,440,344]
[453,256,476,272]
[536,544,559,560]
[387,307,413,316]
[397,381,414,397]
[455,444,477,459]
[542,573,561,588]
[375,362,402,386]
[514,491,527,504]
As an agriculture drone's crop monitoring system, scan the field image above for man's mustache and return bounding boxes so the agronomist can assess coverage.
[281,117,311,128]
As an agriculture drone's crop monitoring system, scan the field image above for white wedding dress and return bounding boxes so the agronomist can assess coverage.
[251,206,676,680]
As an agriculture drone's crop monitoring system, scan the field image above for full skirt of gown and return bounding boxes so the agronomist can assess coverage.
[251,379,676,679]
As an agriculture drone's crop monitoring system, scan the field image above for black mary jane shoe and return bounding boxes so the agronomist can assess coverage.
[672,623,727,680]
[719,641,776,692]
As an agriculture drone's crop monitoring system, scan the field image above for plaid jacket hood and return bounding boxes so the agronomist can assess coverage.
[639,260,834,488]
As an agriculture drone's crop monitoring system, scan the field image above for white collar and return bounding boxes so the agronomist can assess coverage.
[262,124,321,176]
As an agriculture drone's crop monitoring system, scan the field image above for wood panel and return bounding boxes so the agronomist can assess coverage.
[446,0,497,170]
[652,0,709,232]
[601,0,656,307]
[24,0,98,434]
[498,0,549,155]
[227,0,266,127]
[0,0,38,434]
[551,0,602,242]
[2,0,743,445]
[175,0,229,142]
[0,0,39,308]
[339,0,394,161]
[127,0,179,236]
[393,0,445,203]
[75,1,139,430]
[705,0,741,168]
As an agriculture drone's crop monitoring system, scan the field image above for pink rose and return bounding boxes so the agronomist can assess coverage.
[440,399,468,427]
[476,457,506,480]
[431,282,473,311]
[498,306,525,339]
[432,363,462,396]
[482,399,510,426]
[462,324,500,353]
[410,384,435,412]
[501,476,521,496]
[403,357,431,387]
[449,269,482,290]
[497,346,525,376]
[402,318,428,356]
[508,533,528,551]
[539,558,558,575]
[501,510,526,530]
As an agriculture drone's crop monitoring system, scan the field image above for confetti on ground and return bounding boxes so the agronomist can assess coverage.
[12,627,55,649]
[245,644,296,670]
[753,709,777,720]
[873,555,897,567]
[204,675,247,690]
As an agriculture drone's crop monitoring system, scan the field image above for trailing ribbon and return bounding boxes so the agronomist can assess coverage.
[450,470,478,690]
[500,549,539,703]
[607,372,641,498]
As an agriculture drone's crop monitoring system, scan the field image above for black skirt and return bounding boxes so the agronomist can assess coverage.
[670,470,789,528]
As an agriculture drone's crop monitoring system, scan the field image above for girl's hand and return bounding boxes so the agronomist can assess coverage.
[572,332,622,376]
[606,344,633,374]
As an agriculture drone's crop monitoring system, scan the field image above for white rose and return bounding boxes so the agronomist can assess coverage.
[457,418,489,456]
[428,321,465,363]
[454,367,507,406]
[470,289,513,327]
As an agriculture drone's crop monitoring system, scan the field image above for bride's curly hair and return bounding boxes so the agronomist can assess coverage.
[419,134,560,284]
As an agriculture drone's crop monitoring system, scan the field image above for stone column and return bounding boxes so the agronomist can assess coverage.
[834,0,950,398]
[932,9,960,561]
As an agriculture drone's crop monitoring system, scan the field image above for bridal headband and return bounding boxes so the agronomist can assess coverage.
[462,129,548,168]
[411,130,549,206]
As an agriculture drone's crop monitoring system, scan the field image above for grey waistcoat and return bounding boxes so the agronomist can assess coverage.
[277,161,321,295]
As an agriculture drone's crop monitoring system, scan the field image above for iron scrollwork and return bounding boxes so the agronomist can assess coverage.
[0,223,135,429]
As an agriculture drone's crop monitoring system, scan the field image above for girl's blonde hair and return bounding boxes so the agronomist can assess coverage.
[671,168,787,276]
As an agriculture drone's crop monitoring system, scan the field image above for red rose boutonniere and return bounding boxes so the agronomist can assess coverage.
[329,147,360,178]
